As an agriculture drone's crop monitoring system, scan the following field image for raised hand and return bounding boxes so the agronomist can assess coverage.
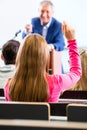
[62,21,75,40]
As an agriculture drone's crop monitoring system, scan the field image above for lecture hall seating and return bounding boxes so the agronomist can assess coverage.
[0,102,50,120]
[66,103,87,122]
[60,90,87,99]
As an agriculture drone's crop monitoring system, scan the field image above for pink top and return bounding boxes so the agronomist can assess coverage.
[4,40,82,102]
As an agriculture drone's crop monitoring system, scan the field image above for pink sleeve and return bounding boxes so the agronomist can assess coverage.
[4,79,11,101]
[58,40,82,91]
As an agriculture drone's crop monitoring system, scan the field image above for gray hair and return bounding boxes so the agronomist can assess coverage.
[40,0,54,10]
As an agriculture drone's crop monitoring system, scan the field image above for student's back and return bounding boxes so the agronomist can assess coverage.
[0,39,20,88]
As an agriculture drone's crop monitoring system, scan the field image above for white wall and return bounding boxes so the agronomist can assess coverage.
[0,0,87,48]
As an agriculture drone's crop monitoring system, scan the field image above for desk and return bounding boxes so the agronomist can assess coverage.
[58,99,87,104]
[0,119,87,130]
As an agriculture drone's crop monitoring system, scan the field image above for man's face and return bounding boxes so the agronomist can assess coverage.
[39,4,53,25]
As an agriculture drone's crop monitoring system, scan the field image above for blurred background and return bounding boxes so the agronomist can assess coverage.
[0,0,87,72]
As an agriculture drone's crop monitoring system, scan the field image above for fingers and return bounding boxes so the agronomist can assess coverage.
[62,21,67,35]
[25,24,32,32]
[62,21,75,40]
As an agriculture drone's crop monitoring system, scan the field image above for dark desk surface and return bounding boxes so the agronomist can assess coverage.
[50,102,67,116]
[60,90,87,99]
[58,99,87,103]
[50,99,87,117]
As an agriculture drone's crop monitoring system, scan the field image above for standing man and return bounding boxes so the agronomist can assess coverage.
[22,0,65,51]
[22,0,65,73]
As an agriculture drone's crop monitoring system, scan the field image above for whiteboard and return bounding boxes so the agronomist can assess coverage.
[0,0,87,48]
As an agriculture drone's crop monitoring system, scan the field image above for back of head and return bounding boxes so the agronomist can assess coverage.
[16,34,49,74]
[2,39,20,65]
[72,49,87,90]
[9,34,49,102]
[79,49,87,90]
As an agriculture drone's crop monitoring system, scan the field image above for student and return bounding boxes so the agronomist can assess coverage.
[0,39,20,88]
[4,22,82,102]
[70,49,87,90]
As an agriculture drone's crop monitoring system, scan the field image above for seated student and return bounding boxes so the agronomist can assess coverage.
[0,39,20,88]
[70,49,87,90]
[4,22,82,102]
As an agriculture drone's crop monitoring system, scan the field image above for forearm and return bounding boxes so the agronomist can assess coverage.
[22,31,32,39]
[22,31,27,39]
[53,41,65,51]
[68,39,82,76]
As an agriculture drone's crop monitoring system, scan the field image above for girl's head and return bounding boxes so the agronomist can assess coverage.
[16,33,49,75]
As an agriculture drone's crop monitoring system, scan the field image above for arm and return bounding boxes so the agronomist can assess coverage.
[58,22,82,91]
[22,24,32,39]
[47,20,65,51]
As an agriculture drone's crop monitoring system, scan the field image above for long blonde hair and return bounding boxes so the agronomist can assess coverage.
[9,34,49,101]
[71,49,87,90]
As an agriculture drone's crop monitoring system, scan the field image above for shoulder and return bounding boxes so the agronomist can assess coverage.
[49,18,62,32]
[50,17,62,29]
[4,78,11,101]
[46,73,59,84]
[31,17,41,26]
[52,17,62,25]
[4,78,11,87]
[32,17,40,22]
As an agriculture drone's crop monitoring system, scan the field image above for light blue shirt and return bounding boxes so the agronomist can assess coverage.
[41,19,54,49]
[41,19,52,39]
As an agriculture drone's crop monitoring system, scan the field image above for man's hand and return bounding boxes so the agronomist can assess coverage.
[25,24,32,33]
